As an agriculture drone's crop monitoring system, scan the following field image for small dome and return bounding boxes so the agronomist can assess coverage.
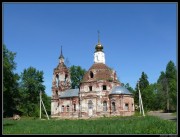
[110,86,132,95]
[95,43,103,52]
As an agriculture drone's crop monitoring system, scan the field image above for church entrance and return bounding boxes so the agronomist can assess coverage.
[88,100,93,117]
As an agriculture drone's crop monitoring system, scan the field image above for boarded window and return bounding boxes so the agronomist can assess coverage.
[103,101,107,111]
[61,105,64,112]
[112,102,116,112]
[125,103,129,111]
[67,105,70,112]
[74,104,76,112]
[88,100,93,109]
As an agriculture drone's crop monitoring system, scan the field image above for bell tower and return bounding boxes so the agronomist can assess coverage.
[94,31,105,64]
[52,46,71,99]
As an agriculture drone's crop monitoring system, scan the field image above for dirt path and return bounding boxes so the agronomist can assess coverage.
[147,110,177,122]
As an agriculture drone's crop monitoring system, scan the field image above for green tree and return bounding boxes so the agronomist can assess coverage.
[157,61,177,111]
[133,72,150,110]
[139,72,149,90]
[143,83,158,110]
[165,60,177,111]
[3,44,20,117]
[124,83,134,93]
[166,61,177,79]
[157,71,167,110]
[19,67,46,117]
[70,65,86,89]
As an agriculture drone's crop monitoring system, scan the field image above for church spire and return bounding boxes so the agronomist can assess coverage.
[98,30,100,44]
[95,30,103,52]
[59,46,64,64]
[59,46,64,59]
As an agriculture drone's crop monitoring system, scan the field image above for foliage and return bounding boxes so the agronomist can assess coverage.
[132,60,177,112]
[3,116,177,134]
[132,73,160,111]
[142,84,157,110]
[155,71,167,110]
[69,65,86,89]
[133,72,149,109]
[139,72,149,90]
[3,44,20,117]
[19,67,46,117]
[156,60,177,111]
[41,95,51,116]
[124,83,134,93]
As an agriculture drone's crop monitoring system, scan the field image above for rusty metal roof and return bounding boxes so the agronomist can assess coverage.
[59,89,79,98]
[110,86,132,95]
[82,63,116,82]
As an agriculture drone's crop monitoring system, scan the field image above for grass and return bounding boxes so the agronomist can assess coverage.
[171,112,177,116]
[3,115,177,134]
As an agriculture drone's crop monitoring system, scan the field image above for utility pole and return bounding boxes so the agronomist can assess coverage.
[41,98,50,120]
[139,84,142,115]
[40,91,42,119]
[138,81,145,116]
[40,90,50,120]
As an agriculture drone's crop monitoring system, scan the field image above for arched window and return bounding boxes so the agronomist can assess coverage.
[103,101,107,111]
[88,100,93,109]
[67,105,69,112]
[90,71,93,78]
[55,90,58,96]
[73,104,76,112]
[89,86,92,91]
[61,105,64,112]
[56,74,59,87]
[125,103,129,111]
[112,102,116,112]
[65,74,68,82]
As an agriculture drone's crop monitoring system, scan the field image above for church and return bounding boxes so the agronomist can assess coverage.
[51,37,134,118]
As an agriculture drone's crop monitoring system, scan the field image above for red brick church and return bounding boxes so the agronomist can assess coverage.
[51,37,134,118]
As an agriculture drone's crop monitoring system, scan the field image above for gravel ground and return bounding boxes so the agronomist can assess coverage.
[147,110,177,122]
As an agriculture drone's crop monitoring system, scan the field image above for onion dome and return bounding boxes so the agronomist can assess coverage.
[95,42,103,52]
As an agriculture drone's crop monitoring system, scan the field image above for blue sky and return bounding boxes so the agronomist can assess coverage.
[3,3,177,96]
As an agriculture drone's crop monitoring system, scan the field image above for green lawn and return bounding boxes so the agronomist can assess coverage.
[3,115,177,134]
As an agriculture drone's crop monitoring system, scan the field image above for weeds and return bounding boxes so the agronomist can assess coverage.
[3,115,177,134]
